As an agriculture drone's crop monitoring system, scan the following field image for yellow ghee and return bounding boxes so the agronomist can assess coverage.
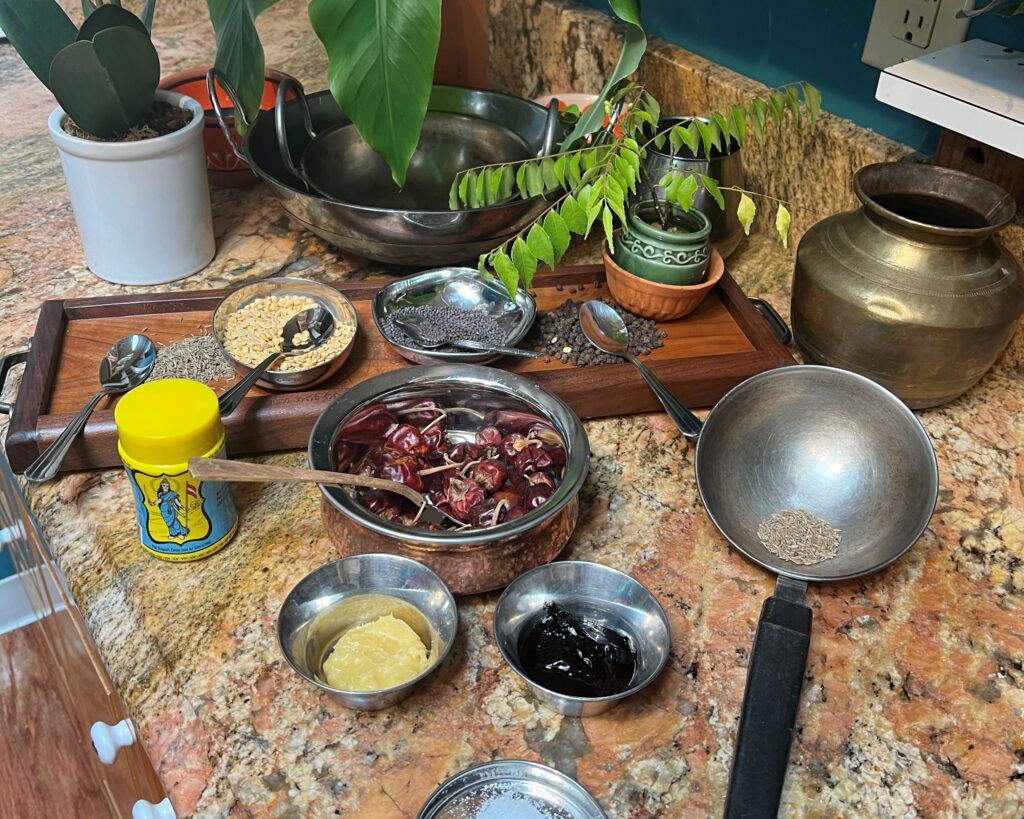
[323,614,430,691]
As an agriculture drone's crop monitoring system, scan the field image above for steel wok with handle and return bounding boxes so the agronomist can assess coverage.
[599,358,939,816]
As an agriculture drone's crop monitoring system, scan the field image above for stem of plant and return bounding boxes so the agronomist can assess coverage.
[640,165,672,230]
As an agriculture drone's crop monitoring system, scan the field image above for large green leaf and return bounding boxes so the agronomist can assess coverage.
[207,0,269,127]
[77,4,148,41]
[309,0,442,187]
[48,26,160,138]
[559,0,646,150]
[0,0,77,89]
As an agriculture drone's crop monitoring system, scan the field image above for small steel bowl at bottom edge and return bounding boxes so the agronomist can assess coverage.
[493,561,671,717]
[277,553,458,710]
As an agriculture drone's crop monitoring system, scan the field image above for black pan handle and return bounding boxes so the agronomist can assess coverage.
[724,592,811,818]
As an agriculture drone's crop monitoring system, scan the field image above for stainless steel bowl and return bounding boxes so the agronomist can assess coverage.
[417,760,606,819]
[308,365,590,594]
[221,82,557,265]
[277,553,457,710]
[493,561,671,717]
[372,267,537,365]
[212,277,358,391]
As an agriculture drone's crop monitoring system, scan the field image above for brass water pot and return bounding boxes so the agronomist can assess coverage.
[791,163,1024,408]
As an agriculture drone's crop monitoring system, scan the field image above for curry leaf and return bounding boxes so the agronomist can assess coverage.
[543,210,571,258]
[493,250,520,296]
[698,174,725,210]
[776,203,792,248]
[802,81,821,131]
[309,0,442,186]
[527,223,555,270]
[737,193,756,235]
[511,237,538,288]
[560,196,587,235]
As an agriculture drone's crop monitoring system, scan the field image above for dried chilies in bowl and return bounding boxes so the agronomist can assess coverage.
[331,400,568,531]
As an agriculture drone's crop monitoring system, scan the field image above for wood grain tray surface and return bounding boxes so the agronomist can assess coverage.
[4,264,793,474]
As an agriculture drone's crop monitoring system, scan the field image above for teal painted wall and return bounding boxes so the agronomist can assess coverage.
[580,0,1024,153]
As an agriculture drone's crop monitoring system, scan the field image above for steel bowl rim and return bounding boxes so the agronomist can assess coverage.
[492,560,672,705]
[244,86,551,217]
[371,267,538,365]
[275,553,458,698]
[694,364,939,583]
[416,758,606,819]
[308,364,590,547]
[212,276,359,379]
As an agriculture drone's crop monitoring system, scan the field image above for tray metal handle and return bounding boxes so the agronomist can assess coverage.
[0,348,29,414]
[749,297,792,345]
[273,76,317,189]
[205,68,250,163]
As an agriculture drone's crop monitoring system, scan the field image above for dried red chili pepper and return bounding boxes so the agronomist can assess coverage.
[388,398,442,427]
[378,455,425,492]
[514,445,553,475]
[422,422,446,453]
[337,404,398,443]
[525,422,562,446]
[500,433,530,460]
[471,459,507,493]
[503,505,527,522]
[528,471,554,488]
[385,423,429,457]
[483,410,554,436]
[492,490,522,508]
[525,484,553,509]
[447,477,485,520]
[475,426,502,447]
[468,498,502,528]
[543,443,567,467]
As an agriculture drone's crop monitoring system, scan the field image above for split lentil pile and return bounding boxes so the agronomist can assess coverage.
[380,304,507,351]
[527,297,666,366]
[221,294,354,372]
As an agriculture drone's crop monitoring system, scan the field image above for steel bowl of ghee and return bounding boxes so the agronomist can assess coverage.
[277,553,458,709]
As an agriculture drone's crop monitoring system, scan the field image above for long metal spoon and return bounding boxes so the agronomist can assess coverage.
[393,315,541,359]
[187,458,463,527]
[24,334,156,483]
[579,300,703,439]
[218,306,335,416]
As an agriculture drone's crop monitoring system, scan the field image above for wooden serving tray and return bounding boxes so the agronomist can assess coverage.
[4,264,793,474]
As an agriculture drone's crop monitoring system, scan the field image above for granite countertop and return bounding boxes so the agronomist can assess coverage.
[2,2,1023,817]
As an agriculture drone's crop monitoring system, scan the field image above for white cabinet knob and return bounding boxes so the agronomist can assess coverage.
[133,798,176,819]
[90,717,135,764]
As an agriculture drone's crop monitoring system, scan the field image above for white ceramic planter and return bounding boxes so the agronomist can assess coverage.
[48,90,215,286]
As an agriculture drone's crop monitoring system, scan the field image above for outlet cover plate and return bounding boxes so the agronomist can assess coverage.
[862,0,973,70]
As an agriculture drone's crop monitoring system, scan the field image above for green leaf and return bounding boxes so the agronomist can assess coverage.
[543,210,571,258]
[0,0,77,88]
[457,172,471,206]
[309,0,442,187]
[82,0,97,19]
[77,5,148,40]
[657,171,673,188]
[48,27,159,138]
[653,132,666,150]
[695,118,717,160]
[493,250,519,296]
[614,155,635,194]
[525,162,545,197]
[473,170,487,208]
[553,154,567,186]
[208,0,266,129]
[511,237,538,288]
[698,174,725,210]
[784,85,802,131]
[674,174,698,211]
[729,105,747,146]
[737,193,756,236]
[802,82,821,131]
[605,176,627,224]
[561,196,587,235]
[642,90,661,127]
[767,91,785,130]
[750,99,767,143]
[602,205,616,253]
[515,164,529,200]
[527,223,555,270]
[776,203,792,248]
[141,0,157,31]
[568,151,583,185]
[449,177,460,210]
[500,166,514,200]
[541,157,559,191]
[712,111,732,147]
[560,9,646,149]
[488,167,503,203]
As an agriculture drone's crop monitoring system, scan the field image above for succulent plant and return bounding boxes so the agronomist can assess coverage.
[0,1,160,139]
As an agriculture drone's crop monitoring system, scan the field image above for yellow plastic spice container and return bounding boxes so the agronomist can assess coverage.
[115,379,238,561]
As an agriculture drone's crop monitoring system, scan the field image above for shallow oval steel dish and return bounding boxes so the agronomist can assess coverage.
[277,553,457,710]
[308,365,590,594]
[228,84,556,265]
[212,277,358,392]
[417,760,606,819]
[372,267,536,365]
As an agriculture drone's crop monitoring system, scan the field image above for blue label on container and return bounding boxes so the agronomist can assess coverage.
[125,463,237,560]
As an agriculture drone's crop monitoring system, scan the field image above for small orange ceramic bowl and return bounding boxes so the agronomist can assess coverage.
[603,241,724,321]
[158,68,297,187]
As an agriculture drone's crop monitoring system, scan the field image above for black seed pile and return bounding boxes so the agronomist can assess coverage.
[526,298,666,366]
[380,304,508,351]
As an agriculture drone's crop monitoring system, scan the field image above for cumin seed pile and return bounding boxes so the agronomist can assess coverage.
[756,509,841,565]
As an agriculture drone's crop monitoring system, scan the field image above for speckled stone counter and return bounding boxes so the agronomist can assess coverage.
[2,1,1022,817]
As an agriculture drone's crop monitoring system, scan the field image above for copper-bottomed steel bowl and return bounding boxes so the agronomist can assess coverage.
[308,365,590,594]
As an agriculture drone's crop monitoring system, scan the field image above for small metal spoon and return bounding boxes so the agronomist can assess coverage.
[218,307,335,416]
[579,300,703,439]
[24,334,156,483]
[393,315,541,359]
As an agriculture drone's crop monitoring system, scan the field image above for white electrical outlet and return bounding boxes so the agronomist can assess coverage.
[862,0,974,70]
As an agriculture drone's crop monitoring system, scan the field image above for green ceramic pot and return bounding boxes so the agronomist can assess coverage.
[613,201,712,285]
